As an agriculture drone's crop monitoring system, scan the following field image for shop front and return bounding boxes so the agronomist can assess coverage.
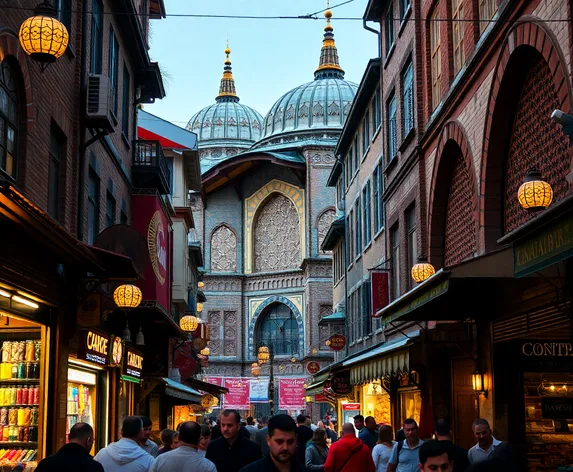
[117,346,144,437]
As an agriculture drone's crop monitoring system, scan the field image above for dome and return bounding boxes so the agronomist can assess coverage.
[186,46,263,149]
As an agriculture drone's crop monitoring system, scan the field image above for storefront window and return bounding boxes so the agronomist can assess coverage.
[363,381,391,425]
[399,389,421,425]
[118,380,134,439]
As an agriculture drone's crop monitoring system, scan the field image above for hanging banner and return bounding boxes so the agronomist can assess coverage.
[371,271,390,315]
[223,378,250,410]
[203,376,224,387]
[249,378,269,403]
[279,378,306,410]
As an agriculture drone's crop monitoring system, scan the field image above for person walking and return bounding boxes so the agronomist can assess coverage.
[324,422,338,444]
[305,429,329,471]
[198,424,211,457]
[372,425,395,472]
[254,417,270,456]
[387,419,424,472]
[35,423,103,472]
[359,416,378,450]
[433,419,469,472]
[353,415,365,435]
[95,416,154,472]
[158,430,177,456]
[323,423,375,472]
[150,421,216,472]
[295,414,314,464]
[245,417,258,440]
[140,417,159,458]
[418,441,452,472]
[467,419,502,465]
[239,414,308,472]
[205,409,262,472]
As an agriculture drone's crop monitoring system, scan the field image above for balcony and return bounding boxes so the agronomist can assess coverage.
[132,140,171,194]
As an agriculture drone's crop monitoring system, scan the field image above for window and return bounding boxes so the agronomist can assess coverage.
[452,0,464,75]
[347,146,354,182]
[362,181,371,246]
[362,280,372,336]
[354,198,361,257]
[54,0,72,33]
[105,189,116,228]
[48,126,65,220]
[400,0,411,21]
[352,286,362,341]
[122,64,131,137]
[0,61,19,179]
[353,135,359,174]
[256,303,299,355]
[406,205,417,290]
[362,110,370,156]
[385,4,394,55]
[479,0,497,33]
[402,60,414,134]
[336,176,344,204]
[391,225,400,298]
[387,92,397,160]
[347,212,353,263]
[373,163,384,233]
[120,201,128,224]
[109,28,120,116]
[90,0,103,73]
[372,88,381,131]
[430,8,442,110]
[87,169,100,244]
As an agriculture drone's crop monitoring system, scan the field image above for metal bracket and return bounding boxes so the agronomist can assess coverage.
[85,128,109,148]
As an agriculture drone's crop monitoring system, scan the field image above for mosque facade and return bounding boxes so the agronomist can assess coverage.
[187,11,357,415]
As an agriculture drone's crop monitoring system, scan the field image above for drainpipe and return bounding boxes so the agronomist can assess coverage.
[363,19,381,59]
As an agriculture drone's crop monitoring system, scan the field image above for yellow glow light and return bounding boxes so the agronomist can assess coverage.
[12,295,39,309]
[114,284,143,309]
[19,6,69,63]
[180,315,199,332]
[411,263,436,284]
[518,171,553,211]
[196,302,204,313]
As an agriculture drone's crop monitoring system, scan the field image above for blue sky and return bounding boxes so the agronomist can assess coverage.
[146,0,378,127]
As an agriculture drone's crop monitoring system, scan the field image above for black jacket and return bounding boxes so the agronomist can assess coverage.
[35,443,104,472]
[239,455,309,472]
[440,440,469,472]
[206,434,262,472]
[295,425,314,464]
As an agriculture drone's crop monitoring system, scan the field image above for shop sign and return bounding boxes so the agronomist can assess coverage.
[279,378,306,410]
[250,378,269,403]
[314,394,329,403]
[328,334,346,351]
[342,403,361,411]
[78,329,111,366]
[223,378,250,410]
[110,336,123,367]
[541,397,573,419]
[307,362,320,374]
[122,347,144,380]
[522,342,573,357]
[371,271,390,315]
[377,280,449,322]
[514,214,573,278]
[331,371,352,395]
[203,376,224,387]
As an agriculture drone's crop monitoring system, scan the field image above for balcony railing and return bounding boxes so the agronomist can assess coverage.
[132,140,171,194]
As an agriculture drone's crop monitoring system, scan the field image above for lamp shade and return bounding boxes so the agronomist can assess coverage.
[113,285,142,308]
[411,263,436,284]
[180,315,199,332]
[257,346,270,363]
[198,281,204,289]
[196,302,204,313]
[19,2,69,63]
[200,347,210,356]
[472,371,485,392]
[518,170,553,211]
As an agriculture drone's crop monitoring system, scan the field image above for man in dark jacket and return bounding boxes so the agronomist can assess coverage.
[358,416,377,450]
[324,423,375,472]
[434,419,469,472]
[35,423,103,472]
[254,417,270,456]
[295,414,314,464]
[239,415,309,472]
[206,409,262,472]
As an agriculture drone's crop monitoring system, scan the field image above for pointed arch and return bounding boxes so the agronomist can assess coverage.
[317,207,336,255]
[210,224,237,272]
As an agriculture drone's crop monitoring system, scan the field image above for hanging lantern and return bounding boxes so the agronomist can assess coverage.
[114,285,143,309]
[180,315,199,332]
[196,302,204,313]
[325,339,331,347]
[518,169,553,211]
[198,281,205,289]
[291,357,297,363]
[257,359,265,366]
[257,346,270,363]
[411,262,436,284]
[251,362,261,377]
[19,1,69,66]
[200,347,210,356]
[201,394,215,408]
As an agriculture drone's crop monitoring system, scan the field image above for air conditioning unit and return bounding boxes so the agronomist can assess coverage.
[86,74,114,132]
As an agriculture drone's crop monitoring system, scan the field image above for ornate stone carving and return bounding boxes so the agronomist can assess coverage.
[211,226,237,272]
[318,209,336,254]
[309,151,335,165]
[254,195,301,272]
[319,304,333,319]
[208,310,221,356]
[224,311,237,356]
[245,273,304,291]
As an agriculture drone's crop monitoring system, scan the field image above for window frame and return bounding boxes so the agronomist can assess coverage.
[387,92,397,161]
[256,303,299,356]
[373,162,385,233]
[362,110,370,156]
[479,0,497,33]
[385,4,395,55]
[54,0,72,34]
[122,64,131,139]
[105,189,116,228]
[430,7,442,110]
[87,169,100,245]
[451,0,465,75]
[353,135,359,175]
[402,60,414,135]
[362,180,372,246]
[362,280,372,336]
[90,0,103,74]
[0,61,19,180]
[391,225,400,299]
[347,212,353,263]
[354,198,362,258]
[406,205,417,290]
[108,27,120,117]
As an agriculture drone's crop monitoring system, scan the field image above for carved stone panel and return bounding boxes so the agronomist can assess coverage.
[211,226,237,272]
[224,311,237,356]
[318,209,336,254]
[208,310,221,356]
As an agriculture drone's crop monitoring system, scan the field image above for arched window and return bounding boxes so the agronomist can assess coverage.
[256,303,299,356]
[0,60,19,178]
[211,225,237,272]
[254,194,301,272]
[318,209,336,254]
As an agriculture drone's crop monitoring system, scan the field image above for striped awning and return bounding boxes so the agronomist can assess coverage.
[306,372,330,396]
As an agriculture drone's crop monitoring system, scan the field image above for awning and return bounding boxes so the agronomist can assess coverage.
[318,311,345,326]
[183,377,228,396]
[321,216,345,251]
[306,372,330,396]
[189,241,204,267]
[85,245,139,281]
[344,337,415,385]
[160,377,203,403]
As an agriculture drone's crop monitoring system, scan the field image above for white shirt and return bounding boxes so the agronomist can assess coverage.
[151,445,215,472]
[372,442,395,472]
[467,437,502,464]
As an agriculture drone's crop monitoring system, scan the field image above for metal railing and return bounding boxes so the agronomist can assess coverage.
[133,140,171,189]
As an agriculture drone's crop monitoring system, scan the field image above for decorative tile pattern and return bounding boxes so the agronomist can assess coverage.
[211,225,237,272]
[318,209,336,254]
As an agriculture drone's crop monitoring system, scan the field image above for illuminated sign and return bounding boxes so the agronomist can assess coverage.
[79,329,111,365]
[522,342,573,357]
[122,346,144,380]
[148,211,167,286]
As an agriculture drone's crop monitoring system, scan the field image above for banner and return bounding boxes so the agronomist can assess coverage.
[203,376,223,387]
[278,378,306,410]
[249,378,269,403]
[371,271,390,316]
[223,378,250,410]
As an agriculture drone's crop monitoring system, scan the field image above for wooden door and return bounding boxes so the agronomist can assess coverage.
[451,358,478,449]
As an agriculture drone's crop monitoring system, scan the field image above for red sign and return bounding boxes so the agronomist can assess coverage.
[314,394,329,403]
[174,341,198,379]
[371,271,390,316]
[328,334,346,351]
[342,403,361,411]
[279,378,306,410]
[223,378,250,410]
[307,362,320,374]
[203,376,223,387]
[131,195,171,312]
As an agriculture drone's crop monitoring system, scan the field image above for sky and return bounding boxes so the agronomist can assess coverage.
[145,0,378,128]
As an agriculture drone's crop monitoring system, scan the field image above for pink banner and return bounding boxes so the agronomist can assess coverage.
[279,378,306,410]
[223,378,251,410]
[203,376,223,387]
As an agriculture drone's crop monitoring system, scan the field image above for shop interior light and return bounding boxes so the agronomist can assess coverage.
[0,290,11,298]
[472,371,488,398]
[114,284,142,309]
[180,315,199,332]
[12,295,39,309]
[518,169,553,211]
[411,262,436,284]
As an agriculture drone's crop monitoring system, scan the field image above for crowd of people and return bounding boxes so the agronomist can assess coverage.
[28,411,516,472]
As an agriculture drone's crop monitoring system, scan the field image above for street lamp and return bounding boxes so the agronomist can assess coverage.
[517,169,553,212]
[411,260,435,283]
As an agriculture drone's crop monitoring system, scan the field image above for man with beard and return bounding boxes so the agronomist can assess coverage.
[239,415,309,472]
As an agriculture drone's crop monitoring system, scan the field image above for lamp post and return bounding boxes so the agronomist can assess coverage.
[257,344,275,415]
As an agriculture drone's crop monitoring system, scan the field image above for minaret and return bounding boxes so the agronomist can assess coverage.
[314,3,345,80]
[216,42,240,102]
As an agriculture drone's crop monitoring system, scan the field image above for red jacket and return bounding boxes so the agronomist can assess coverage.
[324,434,375,472]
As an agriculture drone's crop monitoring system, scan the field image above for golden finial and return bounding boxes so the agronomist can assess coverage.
[225,38,231,56]
[217,40,238,101]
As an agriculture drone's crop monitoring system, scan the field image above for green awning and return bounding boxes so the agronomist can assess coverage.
[319,311,346,326]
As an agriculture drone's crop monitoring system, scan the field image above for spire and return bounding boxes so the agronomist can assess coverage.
[216,42,239,102]
[314,2,345,80]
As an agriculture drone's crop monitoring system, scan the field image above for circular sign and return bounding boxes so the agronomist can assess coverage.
[328,334,346,351]
[307,361,320,374]
[147,211,167,285]
[111,337,123,366]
